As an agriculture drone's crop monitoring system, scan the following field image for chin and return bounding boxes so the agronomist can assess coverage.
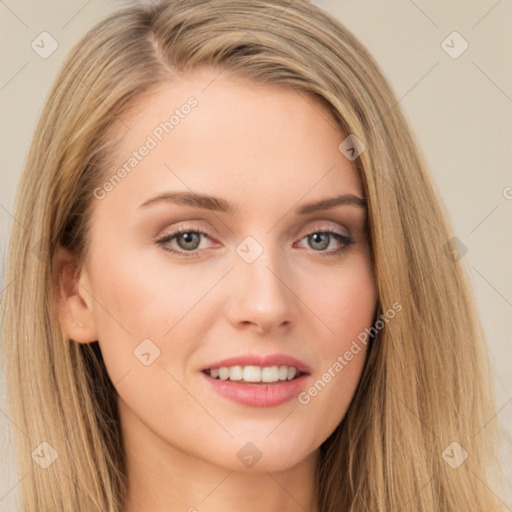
[206,438,316,474]
[220,453,311,474]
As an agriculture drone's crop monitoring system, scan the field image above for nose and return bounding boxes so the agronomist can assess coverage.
[224,246,296,334]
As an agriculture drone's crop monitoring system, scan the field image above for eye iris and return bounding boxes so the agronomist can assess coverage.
[309,233,329,251]
[177,232,200,250]
[170,231,339,253]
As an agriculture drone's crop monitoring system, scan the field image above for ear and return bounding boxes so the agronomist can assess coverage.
[55,245,98,343]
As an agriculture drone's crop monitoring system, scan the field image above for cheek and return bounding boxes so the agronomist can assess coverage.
[87,237,207,338]
[83,246,183,381]
[90,235,230,327]
[85,256,201,427]
[310,253,377,344]
[84,237,230,395]
[298,255,377,429]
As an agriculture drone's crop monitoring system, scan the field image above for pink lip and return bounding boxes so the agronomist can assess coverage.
[201,353,311,374]
[200,353,311,408]
[201,372,310,407]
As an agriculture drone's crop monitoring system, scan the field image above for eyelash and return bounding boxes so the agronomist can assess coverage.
[154,225,354,259]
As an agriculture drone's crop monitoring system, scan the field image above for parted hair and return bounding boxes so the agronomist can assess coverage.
[1,0,502,510]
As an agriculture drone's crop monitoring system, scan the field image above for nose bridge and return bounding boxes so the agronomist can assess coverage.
[226,234,295,331]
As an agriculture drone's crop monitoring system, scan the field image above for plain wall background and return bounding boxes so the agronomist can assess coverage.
[1,1,511,510]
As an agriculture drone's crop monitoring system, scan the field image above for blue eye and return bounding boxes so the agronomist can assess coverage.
[154,227,354,258]
[155,227,210,255]
[300,231,354,256]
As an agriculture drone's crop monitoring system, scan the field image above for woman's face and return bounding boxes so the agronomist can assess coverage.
[73,70,377,473]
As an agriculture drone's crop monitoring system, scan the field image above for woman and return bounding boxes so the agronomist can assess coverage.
[1,0,503,510]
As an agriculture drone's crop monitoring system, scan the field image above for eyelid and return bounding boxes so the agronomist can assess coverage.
[156,220,350,244]
[295,221,350,238]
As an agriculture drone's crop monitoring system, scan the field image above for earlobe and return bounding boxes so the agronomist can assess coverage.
[55,246,98,344]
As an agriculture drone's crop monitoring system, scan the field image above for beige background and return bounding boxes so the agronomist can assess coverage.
[1,0,511,510]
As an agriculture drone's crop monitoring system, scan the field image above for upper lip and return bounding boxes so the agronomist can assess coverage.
[202,353,311,374]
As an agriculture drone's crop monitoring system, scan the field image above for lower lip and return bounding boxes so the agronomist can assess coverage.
[201,372,310,407]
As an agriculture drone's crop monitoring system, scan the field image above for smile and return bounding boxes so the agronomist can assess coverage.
[201,368,310,408]
[204,365,302,383]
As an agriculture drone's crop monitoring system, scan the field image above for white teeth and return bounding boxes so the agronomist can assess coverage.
[218,367,230,381]
[243,365,261,382]
[207,365,301,383]
[261,365,279,382]
[287,367,297,380]
[229,365,243,381]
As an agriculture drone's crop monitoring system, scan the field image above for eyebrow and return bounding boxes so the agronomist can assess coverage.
[138,191,367,215]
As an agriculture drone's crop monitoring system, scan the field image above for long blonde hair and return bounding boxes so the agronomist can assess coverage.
[1,0,503,510]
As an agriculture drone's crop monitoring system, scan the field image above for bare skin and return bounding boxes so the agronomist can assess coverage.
[57,69,377,512]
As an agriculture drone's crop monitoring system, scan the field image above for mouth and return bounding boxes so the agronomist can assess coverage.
[201,364,311,407]
[202,365,307,384]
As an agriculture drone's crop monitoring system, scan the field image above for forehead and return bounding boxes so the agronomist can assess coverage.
[94,70,363,217]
